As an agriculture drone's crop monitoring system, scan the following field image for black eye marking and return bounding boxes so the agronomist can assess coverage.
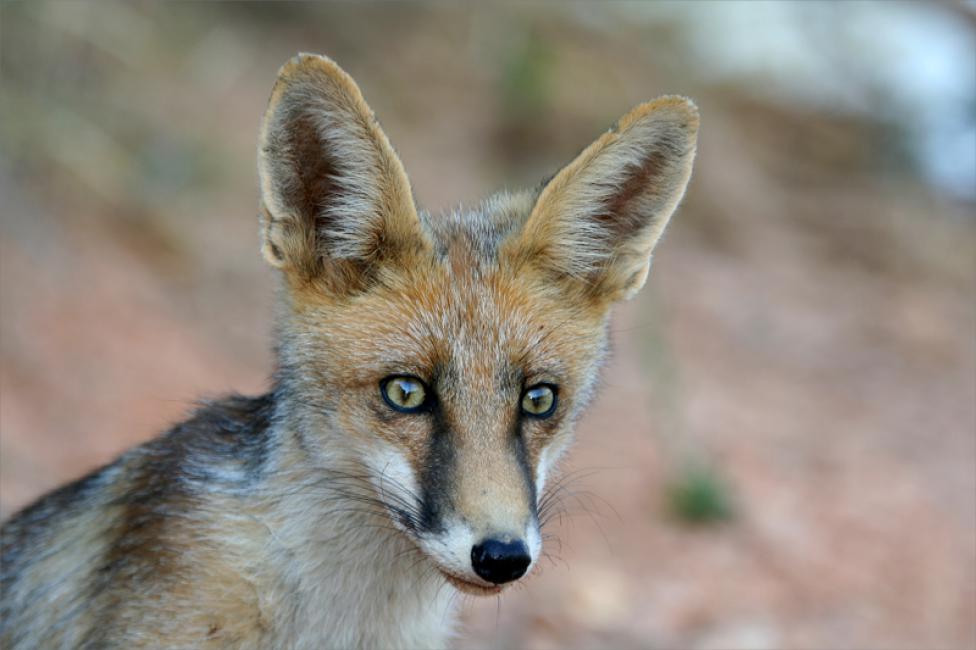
[380,375,432,414]
[520,383,558,419]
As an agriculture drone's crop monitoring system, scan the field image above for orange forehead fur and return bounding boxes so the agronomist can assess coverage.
[287,240,606,464]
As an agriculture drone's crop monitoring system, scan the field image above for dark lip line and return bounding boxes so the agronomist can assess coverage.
[393,527,504,594]
[437,569,504,595]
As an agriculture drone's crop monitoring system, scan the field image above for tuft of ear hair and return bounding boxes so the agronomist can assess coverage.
[257,53,430,292]
[505,97,699,303]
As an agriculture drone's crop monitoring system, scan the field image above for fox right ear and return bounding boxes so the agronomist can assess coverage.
[505,97,698,304]
[257,53,429,292]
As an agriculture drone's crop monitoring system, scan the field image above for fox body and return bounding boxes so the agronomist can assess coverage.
[0,54,698,649]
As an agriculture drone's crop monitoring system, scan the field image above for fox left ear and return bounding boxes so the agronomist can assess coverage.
[257,53,430,293]
[506,97,699,303]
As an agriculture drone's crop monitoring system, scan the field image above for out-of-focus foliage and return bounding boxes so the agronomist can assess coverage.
[667,463,735,525]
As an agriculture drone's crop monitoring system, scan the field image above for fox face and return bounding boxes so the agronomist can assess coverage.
[258,54,698,595]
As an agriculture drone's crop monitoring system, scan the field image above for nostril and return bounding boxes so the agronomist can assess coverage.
[470,539,531,585]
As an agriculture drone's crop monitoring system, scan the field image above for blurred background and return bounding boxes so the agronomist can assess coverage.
[1,2,974,649]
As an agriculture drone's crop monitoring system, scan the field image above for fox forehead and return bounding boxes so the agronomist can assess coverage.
[292,191,608,390]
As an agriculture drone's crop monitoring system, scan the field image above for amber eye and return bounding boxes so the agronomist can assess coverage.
[380,376,429,413]
[521,384,557,418]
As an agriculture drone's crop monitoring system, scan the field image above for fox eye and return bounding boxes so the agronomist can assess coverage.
[521,384,557,418]
[380,376,429,413]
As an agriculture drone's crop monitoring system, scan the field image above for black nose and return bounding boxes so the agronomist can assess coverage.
[471,539,531,584]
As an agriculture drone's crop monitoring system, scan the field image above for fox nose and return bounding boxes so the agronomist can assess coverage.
[471,539,531,584]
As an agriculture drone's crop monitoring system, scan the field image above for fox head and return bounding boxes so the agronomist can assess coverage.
[257,54,698,595]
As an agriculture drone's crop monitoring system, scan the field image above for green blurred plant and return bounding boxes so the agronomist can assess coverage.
[665,463,735,525]
[499,27,554,121]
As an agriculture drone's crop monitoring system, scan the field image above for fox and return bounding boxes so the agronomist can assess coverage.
[0,53,698,649]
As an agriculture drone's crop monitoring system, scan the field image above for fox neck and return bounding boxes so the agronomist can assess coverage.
[254,412,458,649]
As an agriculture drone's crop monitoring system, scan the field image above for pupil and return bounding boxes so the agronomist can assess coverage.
[382,377,426,411]
[522,387,554,415]
[397,380,419,405]
[527,389,549,411]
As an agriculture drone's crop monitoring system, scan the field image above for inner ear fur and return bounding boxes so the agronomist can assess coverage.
[507,96,699,302]
[257,53,429,291]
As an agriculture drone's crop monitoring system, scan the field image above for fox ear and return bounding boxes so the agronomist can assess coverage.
[257,53,429,291]
[507,97,698,303]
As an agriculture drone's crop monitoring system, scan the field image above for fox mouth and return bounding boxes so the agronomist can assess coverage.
[398,529,509,596]
[437,569,505,596]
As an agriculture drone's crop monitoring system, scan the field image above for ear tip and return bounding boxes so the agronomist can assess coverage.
[623,95,700,135]
[659,95,700,121]
[264,51,366,127]
[277,52,346,81]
